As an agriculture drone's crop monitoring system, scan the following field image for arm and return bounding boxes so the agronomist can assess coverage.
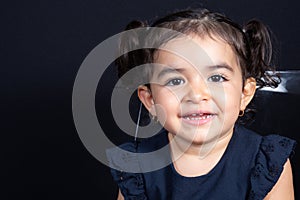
[264,159,294,200]
[117,189,124,200]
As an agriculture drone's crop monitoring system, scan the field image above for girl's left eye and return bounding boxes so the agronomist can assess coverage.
[208,74,227,82]
[166,78,185,86]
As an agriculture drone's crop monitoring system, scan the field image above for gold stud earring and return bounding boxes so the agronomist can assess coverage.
[239,110,245,117]
[153,115,159,123]
[149,113,159,123]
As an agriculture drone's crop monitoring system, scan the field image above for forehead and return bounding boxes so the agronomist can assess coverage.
[153,35,240,72]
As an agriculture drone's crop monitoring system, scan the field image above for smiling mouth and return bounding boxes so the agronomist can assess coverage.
[182,113,214,120]
[181,113,215,125]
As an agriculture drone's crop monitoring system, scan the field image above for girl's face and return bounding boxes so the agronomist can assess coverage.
[138,35,256,145]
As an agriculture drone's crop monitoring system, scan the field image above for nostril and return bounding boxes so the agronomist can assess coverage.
[181,78,211,103]
[184,90,210,103]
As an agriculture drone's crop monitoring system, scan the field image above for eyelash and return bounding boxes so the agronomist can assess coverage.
[165,78,185,86]
[208,74,228,82]
[164,74,228,86]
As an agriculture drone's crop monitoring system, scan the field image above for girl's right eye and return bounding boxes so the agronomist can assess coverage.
[166,78,185,86]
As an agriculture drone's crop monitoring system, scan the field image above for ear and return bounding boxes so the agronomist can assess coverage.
[137,85,156,115]
[240,77,256,111]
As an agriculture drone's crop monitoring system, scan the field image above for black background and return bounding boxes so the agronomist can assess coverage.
[2,0,299,199]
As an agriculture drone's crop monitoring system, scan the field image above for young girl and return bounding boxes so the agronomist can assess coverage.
[107,8,296,200]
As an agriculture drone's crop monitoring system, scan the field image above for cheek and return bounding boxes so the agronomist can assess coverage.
[152,89,182,128]
[154,87,181,105]
[152,88,181,116]
[224,87,243,114]
[210,86,226,106]
[212,84,242,112]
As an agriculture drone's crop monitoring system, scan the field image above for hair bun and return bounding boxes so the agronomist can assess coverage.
[243,20,280,88]
[125,20,148,30]
[116,20,149,79]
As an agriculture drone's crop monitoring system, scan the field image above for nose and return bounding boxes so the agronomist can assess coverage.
[183,77,211,103]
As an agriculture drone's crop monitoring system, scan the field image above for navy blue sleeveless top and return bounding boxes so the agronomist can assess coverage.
[106,125,296,200]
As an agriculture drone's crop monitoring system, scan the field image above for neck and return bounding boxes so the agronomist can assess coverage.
[168,128,234,177]
[168,127,234,160]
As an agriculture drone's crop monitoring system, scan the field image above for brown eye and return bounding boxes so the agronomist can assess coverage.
[166,78,185,86]
[208,75,227,82]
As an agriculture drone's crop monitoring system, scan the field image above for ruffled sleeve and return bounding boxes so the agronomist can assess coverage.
[248,135,296,200]
[106,142,147,200]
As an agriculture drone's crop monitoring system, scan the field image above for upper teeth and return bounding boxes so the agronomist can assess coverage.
[184,114,213,120]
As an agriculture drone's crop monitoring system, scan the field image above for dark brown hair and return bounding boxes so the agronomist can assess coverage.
[116,8,280,122]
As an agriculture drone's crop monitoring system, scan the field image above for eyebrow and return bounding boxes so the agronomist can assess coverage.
[156,63,234,79]
[156,67,185,79]
[206,63,234,72]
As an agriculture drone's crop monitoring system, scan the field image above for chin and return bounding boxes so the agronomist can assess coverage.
[172,131,211,144]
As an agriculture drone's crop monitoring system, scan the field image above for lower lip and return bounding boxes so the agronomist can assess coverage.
[181,115,215,126]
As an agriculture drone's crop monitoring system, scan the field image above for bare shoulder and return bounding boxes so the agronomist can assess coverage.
[264,159,294,200]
